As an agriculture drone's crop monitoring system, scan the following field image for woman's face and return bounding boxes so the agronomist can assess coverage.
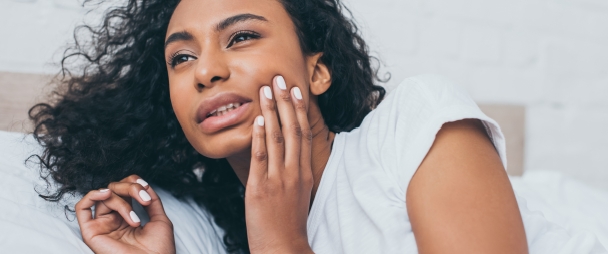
[165,0,312,159]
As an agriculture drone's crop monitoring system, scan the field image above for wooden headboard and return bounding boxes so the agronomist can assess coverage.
[0,71,52,133]
[0,71,525,175]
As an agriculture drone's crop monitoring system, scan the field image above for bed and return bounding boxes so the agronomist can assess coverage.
[1,71,607,253]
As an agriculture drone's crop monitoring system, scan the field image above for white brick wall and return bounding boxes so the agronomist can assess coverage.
[0,0,607,190]
[345,0,608,191]
[0,0,87,73]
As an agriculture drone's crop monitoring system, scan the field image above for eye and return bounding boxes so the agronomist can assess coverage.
[168,52,197,68]
[227,30,261,48]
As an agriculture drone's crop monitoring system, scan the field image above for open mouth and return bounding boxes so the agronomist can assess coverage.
[206,102,243,118]
[195,92,253,133]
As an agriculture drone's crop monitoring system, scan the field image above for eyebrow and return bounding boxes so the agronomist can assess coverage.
[164,31,194,49]
[164,13,268,49]
[216,13,268,32]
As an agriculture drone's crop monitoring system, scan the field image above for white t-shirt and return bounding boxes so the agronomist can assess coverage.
[306,74,607,253]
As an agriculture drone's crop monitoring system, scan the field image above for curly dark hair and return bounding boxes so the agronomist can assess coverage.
[29,0,387,253]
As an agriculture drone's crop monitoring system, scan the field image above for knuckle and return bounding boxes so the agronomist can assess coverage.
[75,200,85,210]
[294,102,307,112]
[272,131,284,144]
[264,102,276,111]
[291,123,302,138]
[279,92,291,102]
[284,177,299,188]
[254,151,268,161]
[126,175,140,182]
[303,174,314,188]
[302,130,313,141]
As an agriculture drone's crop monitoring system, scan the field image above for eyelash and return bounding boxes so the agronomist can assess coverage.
[226,30,261,48]
[167,30,261,68]
[167,50,196,68]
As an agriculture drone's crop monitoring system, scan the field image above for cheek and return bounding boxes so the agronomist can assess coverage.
[168,76,194,130]
[231,50,309,88]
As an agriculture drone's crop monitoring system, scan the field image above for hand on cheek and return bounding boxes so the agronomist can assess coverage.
[245,75,314,254]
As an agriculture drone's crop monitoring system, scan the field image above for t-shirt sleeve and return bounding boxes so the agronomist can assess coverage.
[364,74,507,197]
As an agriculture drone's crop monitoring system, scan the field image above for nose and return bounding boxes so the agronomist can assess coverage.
[193,48,230,91]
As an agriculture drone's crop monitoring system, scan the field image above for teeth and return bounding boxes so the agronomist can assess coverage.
[208,102,243,117]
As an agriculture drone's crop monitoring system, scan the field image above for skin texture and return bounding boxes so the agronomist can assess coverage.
[407,119,529,253]
[75,0,528,253]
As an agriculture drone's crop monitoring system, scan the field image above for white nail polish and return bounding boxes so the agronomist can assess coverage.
[136,179,148,187]
[139,190,151,202]
[256,116,265,126]
[99,188,109,193]
[277,76,286,90]
[293,87,302,100]
[263,86,272,99]
[130,211,140,223]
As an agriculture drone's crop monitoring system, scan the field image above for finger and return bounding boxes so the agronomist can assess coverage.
[119,174,150,190]
[291,86,313,178]
[107,181,152,207]
[249,115,268,185]
[140,185,172,225]
[98,192,141,227]
[75,189,112,226]
[272,75,301,172]
[259,85,284,174]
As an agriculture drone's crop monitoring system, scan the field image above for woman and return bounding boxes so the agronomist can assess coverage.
[30,0,529,253]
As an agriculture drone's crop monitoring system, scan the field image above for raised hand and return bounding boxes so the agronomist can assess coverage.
[245,75,315,254]
[75,175,175,254]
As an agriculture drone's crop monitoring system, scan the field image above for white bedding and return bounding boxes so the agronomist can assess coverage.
[0,131,227,254]
[511,171,608,252]
[0,130,607,253]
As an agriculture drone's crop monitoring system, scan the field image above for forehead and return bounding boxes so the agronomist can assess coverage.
[167,0,288,36]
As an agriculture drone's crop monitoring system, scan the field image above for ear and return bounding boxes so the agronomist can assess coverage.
[306,53,331,96]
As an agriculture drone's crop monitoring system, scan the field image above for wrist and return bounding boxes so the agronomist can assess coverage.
[284,238,313,254]
[251,236,313,254]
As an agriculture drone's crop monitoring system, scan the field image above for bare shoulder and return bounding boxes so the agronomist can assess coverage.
[406,119,528,254]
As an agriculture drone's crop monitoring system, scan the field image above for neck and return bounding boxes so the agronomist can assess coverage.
[226,100,334,206]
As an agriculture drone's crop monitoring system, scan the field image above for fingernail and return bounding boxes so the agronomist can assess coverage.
[256,115,264,126]
[136,179,148,187]
[293,87,302,100]
[276,76,286,90]
[263,86,272,99]
[99,188,109,193]
[130,211,140,223]
[139,190,151,202]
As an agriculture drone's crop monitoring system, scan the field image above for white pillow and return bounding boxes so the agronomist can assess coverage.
[0,131,227,254]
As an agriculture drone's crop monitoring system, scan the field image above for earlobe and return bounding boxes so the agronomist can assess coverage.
[308,53,332,96]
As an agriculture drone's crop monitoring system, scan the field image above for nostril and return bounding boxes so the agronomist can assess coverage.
[210,76,221,82]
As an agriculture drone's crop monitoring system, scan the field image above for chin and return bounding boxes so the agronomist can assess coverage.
[190,131,253,159]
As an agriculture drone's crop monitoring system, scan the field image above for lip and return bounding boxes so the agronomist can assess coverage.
[196,92,253,133]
